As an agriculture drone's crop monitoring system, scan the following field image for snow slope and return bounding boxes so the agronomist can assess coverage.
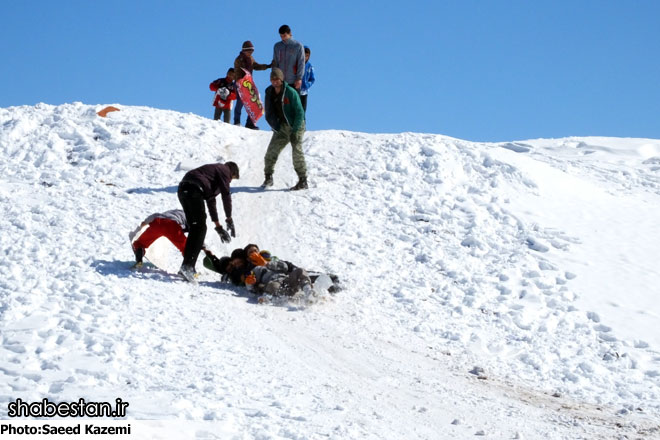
[0,103,659,439]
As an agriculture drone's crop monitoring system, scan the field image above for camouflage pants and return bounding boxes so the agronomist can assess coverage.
[264,122,307,179]
[263,268,312,296]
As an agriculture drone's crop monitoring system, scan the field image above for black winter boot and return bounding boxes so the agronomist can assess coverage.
[261,174,273,188]
[245,118,259,130]
[133,246,144,264]
[290,177,308,191]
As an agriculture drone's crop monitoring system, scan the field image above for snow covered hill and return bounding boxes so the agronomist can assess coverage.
[1,103,659,439]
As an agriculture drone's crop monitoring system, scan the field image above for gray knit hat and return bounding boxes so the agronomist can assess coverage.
[270,67,284,81]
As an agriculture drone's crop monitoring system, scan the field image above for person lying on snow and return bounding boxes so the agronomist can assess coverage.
[202,244,340,296]
[201,247,247,284]
[204,245,302,296]
[247,260,315,297]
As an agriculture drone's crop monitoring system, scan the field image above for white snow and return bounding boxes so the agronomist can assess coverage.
[0,102,659,439]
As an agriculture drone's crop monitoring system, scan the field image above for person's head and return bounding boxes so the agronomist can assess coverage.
[225,161,240,180]
[244,244,269,266]
[226,67,235,80]
[244,244,260,258]
[226,256,245,271]
[241,40,255,54]
[230,248,246,260]
[216,256,231,274]
[270,68,284,88]
[226,258,247,285]
[304,46,311,62]
[278,25,291,41]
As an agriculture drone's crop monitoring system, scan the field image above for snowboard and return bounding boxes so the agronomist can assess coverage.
[236,69,264,123]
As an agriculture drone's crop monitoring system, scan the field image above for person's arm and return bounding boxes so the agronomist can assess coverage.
[294,45,305,89]
[234,57,245,80]
[308,65,315,88]
[206,198,220,223]
[266,259,290,273]
[245,271,257,292]
[203,248,223,270]
[207,203,230,242]
[253,60,271,70]
[289,88,305,131]
[204,197,224,230]
[245,267,268,293]
[264,87,278,130]
[248,252,268,267]
[272,44,279,69]
[220,190,232,221]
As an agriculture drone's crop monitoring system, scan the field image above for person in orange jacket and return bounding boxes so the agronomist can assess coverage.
[203,243,341,296]
[209,68,237,123]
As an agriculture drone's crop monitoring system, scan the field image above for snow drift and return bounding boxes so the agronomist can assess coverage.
[0,102,659,439]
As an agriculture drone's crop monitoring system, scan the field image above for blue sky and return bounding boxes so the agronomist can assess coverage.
[2,1,659,141]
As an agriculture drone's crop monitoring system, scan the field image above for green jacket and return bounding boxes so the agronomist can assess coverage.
[264,83,305,132]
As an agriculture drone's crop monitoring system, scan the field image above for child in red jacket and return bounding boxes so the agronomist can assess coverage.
[210,68,237,122]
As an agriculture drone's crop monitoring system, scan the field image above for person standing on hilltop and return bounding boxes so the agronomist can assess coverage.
[300,46,315,112]
[261,68,308,191]
[233,40,272,129]
[209,68,236,123]
[272,25,305,92]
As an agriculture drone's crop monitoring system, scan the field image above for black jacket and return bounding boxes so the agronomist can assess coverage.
[180,163,232,222]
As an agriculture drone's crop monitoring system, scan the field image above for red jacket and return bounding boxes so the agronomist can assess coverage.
[209,77,236,109]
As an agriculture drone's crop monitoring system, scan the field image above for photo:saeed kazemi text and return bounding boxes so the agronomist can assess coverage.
[1,423,131,436]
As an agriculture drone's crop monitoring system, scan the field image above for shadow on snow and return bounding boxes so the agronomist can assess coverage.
[126,186,178,195]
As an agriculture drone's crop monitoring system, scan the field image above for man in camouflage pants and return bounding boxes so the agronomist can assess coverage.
[261,67,308,191]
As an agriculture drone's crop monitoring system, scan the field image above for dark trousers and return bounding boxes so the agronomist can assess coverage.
[233,95,243,124]
[214,107,230,122]
[300,94,308,112]
[233,95,256,127]
[177,182,207,268]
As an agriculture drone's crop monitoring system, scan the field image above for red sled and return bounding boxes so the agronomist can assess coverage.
[237,69,264,123]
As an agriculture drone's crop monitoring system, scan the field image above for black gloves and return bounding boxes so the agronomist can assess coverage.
[215,225,231,243]
[215,218,234,242]
[226,218,236,237]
